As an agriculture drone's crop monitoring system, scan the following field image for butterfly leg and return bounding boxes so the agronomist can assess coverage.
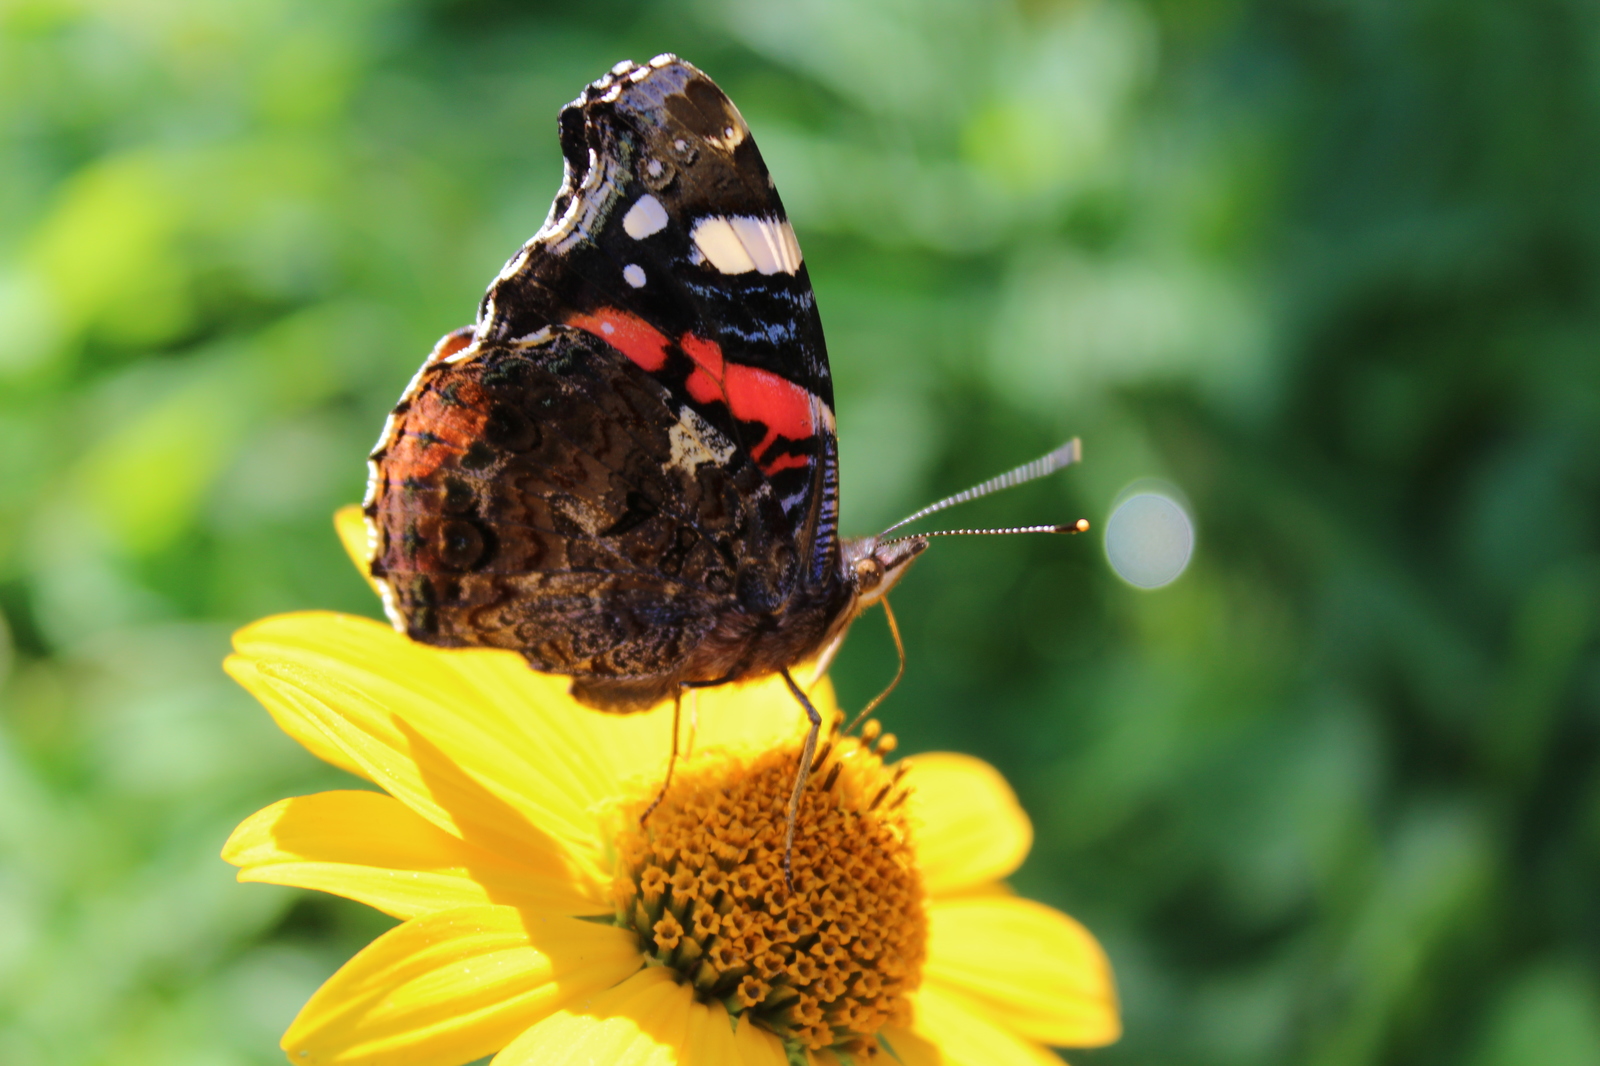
[844,597,906,736]
[639,686,685,825]
[685,688,699,758]
[779,667,822,892]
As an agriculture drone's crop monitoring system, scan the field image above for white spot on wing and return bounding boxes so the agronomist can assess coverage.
[510,326,553,346]
[779,220,802,271]
[646,158,664,177]
[623,194,669,239]
[691,217,756,274]
[623,263,646,287]
[703,123,748,151]
[667,406,736,475]
[731,216,802,274]
[691,215,803,275]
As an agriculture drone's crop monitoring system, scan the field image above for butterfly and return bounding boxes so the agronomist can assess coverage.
[362,55,1084,878]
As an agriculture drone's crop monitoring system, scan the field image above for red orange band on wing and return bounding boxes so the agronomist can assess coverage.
[760,452,812,475]
[381,382,489,482]
[568,308,670,371]
[679,332,816,463]
[680,333,725,378]
[571,308,824,477]
[427,327,475,365]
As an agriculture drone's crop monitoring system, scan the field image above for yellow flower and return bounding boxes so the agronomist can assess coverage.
[220,511,1119,1066]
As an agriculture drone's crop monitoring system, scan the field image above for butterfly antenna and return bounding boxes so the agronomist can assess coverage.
[879,520,1089,548]
[879,438,1083,537]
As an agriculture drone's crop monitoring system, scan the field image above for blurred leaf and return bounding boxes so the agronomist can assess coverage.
[1473,961,1600,1066]
[75,371,246,555]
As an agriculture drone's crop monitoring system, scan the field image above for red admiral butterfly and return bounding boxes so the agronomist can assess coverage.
[362,55,1085,876]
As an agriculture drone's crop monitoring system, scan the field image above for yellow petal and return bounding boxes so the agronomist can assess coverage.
[908,983,1065,1066]
[223,791,601,919]
[283,905,642,1066]
[334,504,385,599]
[598,672,842,788]
[228,612,624,881]
[492,966,790,1066]
[689,671,839,755]
[876,1026,947,1066]
[904,753,1033,895]
[923,896,1120,1048]
[225,654,368,780]
[225,646,597,895]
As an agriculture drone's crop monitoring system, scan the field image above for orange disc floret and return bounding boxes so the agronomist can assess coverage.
[612,721,925,1058]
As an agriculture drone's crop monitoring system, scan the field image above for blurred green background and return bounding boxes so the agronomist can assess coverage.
[4,0,1600,1063]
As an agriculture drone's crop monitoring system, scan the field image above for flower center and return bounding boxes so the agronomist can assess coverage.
[611,721,926,1057]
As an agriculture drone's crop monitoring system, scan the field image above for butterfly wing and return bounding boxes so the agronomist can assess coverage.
[365,57,851,709]
[368,326,804,708]
[481,56,840,588]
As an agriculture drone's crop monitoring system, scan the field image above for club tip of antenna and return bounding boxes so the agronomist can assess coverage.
[1058,519,1090,534]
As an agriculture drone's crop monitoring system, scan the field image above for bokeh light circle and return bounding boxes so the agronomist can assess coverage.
[1105,492,1195,589]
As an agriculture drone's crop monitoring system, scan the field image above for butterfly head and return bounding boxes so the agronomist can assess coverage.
[842,534,928,607]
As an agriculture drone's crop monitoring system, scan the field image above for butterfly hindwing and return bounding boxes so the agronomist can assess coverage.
[369,325,817,706]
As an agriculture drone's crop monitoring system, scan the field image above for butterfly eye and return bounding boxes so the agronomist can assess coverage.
[853,556,885,592]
